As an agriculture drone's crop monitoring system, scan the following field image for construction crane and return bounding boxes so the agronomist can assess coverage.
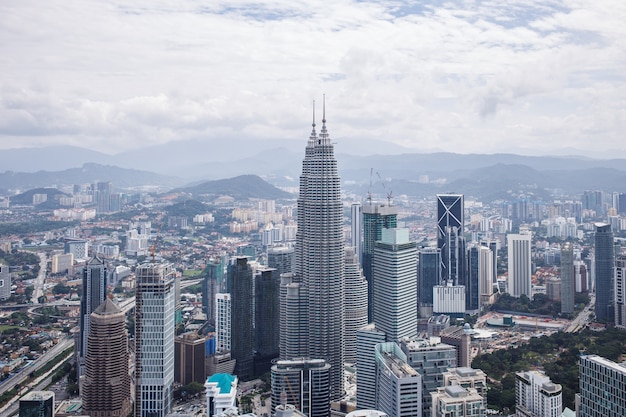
[149,223,162,264]
[376,171,393,206]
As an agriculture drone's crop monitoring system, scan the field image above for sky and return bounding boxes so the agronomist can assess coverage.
[1,0,626,157]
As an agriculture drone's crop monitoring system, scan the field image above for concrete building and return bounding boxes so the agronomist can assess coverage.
[578,355,626,417]
[206,373,238,417]
[507,233,532,298]
[356,324,387,410]
[478,245,495,308]
[270,358,331,417]
[344,247,368,364]
[0,263,10,301]
[560,243,575,315]
[400,337,458,417]
[215,293,232,352]
[135,262,176,417]
[439,327,472,369]
[375,342,422,417]
[64,239,89,260]
[615,255,626,329]
[51,253,74,274]
[372,228,418,341]
[294,104,345,400]
[175,332,207,385]
[442,367,487,402]
[83,298,132,417]
[433,285,466,319]
[515,370,562,417]
[352,202,362,265]
[430,385,485,417]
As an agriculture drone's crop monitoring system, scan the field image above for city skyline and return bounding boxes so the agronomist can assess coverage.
[1,1,626,158]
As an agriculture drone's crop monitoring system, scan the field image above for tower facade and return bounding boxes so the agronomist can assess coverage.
[255,266,280,375]
[344,247,368,364]
[83,298,131,417]
[268,246,295,276]
[372,228,418,341]
[351,202,362,265]
[614,255,626,329]
[418,248,440,318]
[228,257,254,380]
[79,256,107,378]
[594,223,615,323]
[215,293,231,352]
[479,245,495,308]
[560,243,575,315]
[437,194,464,285]
[507,233,532,298]
[363,203,398,320]
[135,262,176,417]
[294,103,345,401]
[271,359,331,417]
[579,355,626,417]
[515,370,562,417]
[356,324,386,410]
[375,342,422,417]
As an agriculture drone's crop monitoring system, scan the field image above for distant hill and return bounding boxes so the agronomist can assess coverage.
[10,188,70,208]
[170,175,293,200]
[0,163,182,192]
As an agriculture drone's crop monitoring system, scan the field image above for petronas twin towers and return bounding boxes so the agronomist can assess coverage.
[294,100,345,401]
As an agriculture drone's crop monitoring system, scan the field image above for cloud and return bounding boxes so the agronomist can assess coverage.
[0,0,625,157]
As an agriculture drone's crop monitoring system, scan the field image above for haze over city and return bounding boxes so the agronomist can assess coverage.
[2,0,626,159]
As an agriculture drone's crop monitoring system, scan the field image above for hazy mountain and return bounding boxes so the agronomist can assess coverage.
[10,187,70,209]
[0,163,182,191]
[169,174,293,200]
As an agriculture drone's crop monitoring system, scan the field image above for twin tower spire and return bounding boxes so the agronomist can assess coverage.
[308,95,331,146]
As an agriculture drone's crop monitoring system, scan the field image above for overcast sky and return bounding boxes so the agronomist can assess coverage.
[1,0,625,157]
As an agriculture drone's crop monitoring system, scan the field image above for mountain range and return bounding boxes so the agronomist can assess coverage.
[1,144,626,202]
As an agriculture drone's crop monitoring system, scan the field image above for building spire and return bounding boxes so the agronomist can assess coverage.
[308,100,317,147]
[319,94,330,145]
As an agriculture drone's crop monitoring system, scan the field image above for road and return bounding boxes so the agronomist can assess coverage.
[565,294,595,333]
[0,337,73,395]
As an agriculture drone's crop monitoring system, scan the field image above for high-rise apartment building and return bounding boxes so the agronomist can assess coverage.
[135,262,176,417]
[478,245,495,308]
[594,223,615,323]
[515,370,562,417]
[363,202,398,320]
[375,342,422,417]
[294,103,345,400]
[507,233,532,298]
[356,324,387,410]
[344,247,368,364]
[430,386,485,417]
[83,298,132,417]
[228,256,254,380]
[437,194,464,285]
[271,358,331,417]
[372,228,418,341]
[614,255,626,329]
[203,257,225,324]
[0,263,10,301]
[215,293,231,352]
[560,243,575,315]
[578,354,626,417]
[418,248,440,318]
[78,256,107,379]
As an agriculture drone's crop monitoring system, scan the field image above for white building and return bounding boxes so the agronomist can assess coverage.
[372,228,418,341]
[375,342,422,417]
[430,385,485,417]
[215,293,231,352]
[356,324,387,410]
[507,233,532,298]
[515,370,562,417]
[0,263,10,301]
[135,262,176,417]
[433,285,466,318]
[205,373,237,417]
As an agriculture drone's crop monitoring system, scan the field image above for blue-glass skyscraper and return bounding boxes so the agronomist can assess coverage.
[594,223,615,323]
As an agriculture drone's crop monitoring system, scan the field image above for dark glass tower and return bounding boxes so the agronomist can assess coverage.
[294,100,345,401]
[466,245,480,312]
[437,194,464,284]
[255,266,280,375]
[594,223,615,323]
[79,256,107,378]
[418,248,440,317]
[228,256,254,380]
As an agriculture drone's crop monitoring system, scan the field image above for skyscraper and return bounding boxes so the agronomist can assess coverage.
[615,255,626,329]
[372,228,418,341]
[268,246,295,276]
[351,202,362,264]
[363,202,398,320]
[594,223,615,323]
[356,324,386,410]
[79,256,107,379]
[515,370,562,417]
[83,298,132,417]
[418,248,440,317]
[255,266,280,375]
[215,293,232,352]
[271,359,331,417]
[344,247,368,364]
[507,233,532,298]
[375,342,422,417]
[437,194,464,285]
[466,245,480,313]
[478,245,495,308]
[560,243,575,315]
[294,101,345,400]
[135,262,176,417]
[18,391,55,417]
[228,256,254,380]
